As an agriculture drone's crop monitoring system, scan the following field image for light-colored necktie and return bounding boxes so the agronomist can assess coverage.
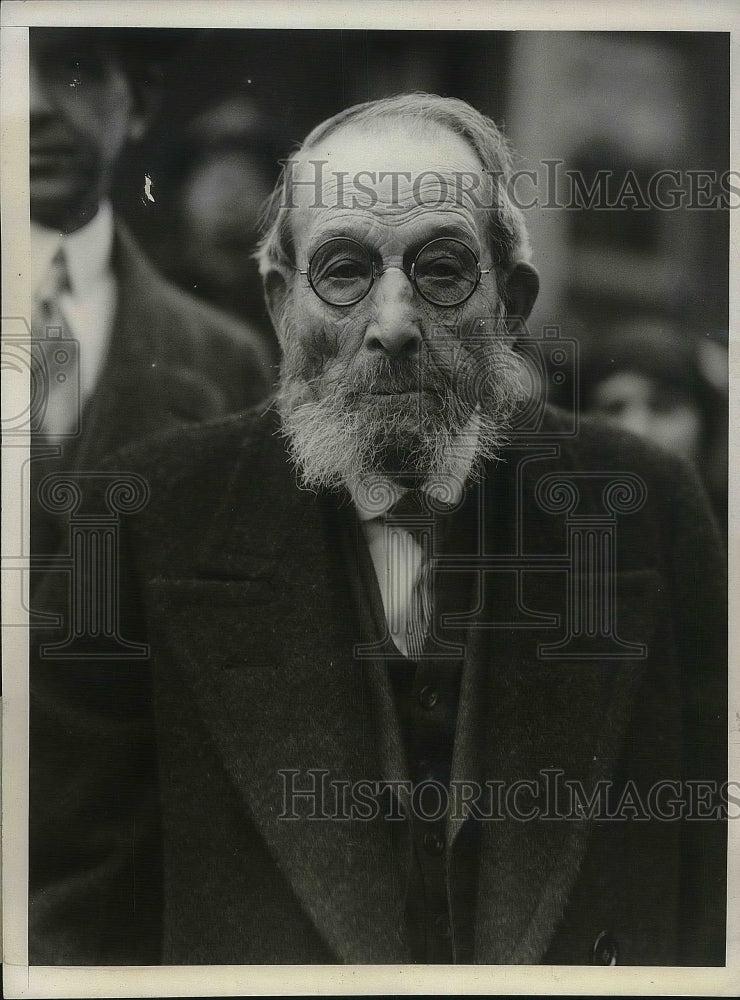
[32,248,78,439]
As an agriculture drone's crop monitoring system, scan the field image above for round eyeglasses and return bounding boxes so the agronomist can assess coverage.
[295,236,492,308]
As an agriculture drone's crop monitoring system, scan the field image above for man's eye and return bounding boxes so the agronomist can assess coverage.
[426,265,461,280]
[420,256,465,280]
[326,259,365,280]
[316,256,369,284]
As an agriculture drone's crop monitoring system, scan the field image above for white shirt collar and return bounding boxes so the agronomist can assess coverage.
[30,201,115,295]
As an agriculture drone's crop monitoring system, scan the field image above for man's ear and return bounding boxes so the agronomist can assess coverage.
[501,262,539,323]
[264,268,291,337]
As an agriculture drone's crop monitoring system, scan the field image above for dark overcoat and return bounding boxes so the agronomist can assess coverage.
[29,404,727,967]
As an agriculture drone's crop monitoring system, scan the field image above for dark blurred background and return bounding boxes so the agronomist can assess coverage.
[107,29,729,525]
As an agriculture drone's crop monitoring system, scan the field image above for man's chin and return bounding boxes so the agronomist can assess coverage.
[365,424,442,482]
[368,442,417,478]
[30,184,98,233]
[351,393,471,477]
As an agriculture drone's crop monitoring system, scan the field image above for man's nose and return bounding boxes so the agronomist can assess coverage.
[362,268,422,358]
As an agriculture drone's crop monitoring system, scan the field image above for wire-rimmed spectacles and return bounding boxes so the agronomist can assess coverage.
[294,236,492,308]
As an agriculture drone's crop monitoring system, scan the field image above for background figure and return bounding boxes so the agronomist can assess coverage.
[577,321,728,531]
[144,95,285,370]
[29,28,271,564]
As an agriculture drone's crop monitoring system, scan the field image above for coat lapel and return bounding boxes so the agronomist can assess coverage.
[447,448,663,964]
[145,422,411,963]
[69,227,157,469]
[72,225,228,470]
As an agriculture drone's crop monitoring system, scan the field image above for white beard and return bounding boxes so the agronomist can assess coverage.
[275,303,526,495]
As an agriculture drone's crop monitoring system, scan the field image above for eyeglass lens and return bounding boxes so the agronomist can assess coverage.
[307,237,481,306]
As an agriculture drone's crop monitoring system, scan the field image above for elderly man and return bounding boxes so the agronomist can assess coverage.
[29,94,726,967]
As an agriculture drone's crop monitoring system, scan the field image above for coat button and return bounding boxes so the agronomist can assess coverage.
[591,930,619,965]
[418,685,439,710]
[422,830,445,856]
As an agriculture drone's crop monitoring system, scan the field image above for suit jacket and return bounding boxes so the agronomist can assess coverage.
[29,404,727,967]
[31,224,272,560]
[72,223,272,465]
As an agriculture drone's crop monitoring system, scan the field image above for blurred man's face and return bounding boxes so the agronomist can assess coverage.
[30,29,145,232]
[180,150,273,311]
[272,122,529,490]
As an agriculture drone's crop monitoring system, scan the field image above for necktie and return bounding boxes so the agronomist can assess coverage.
[384,490,437,661]
[32,248,78,439]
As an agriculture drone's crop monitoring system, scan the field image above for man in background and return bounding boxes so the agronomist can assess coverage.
[148,94,285,370]
[29,27,271,559]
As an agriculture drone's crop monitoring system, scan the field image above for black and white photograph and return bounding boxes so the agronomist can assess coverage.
[1,1,737,995]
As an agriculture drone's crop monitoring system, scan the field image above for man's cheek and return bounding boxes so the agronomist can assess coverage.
[312,312,366,363]
[287,319,344,381]
[422,297,493,347]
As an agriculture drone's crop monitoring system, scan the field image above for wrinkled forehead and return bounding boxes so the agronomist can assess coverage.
[286,121,493,250]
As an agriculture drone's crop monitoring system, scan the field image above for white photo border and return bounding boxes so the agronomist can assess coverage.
[2,1,738,996]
